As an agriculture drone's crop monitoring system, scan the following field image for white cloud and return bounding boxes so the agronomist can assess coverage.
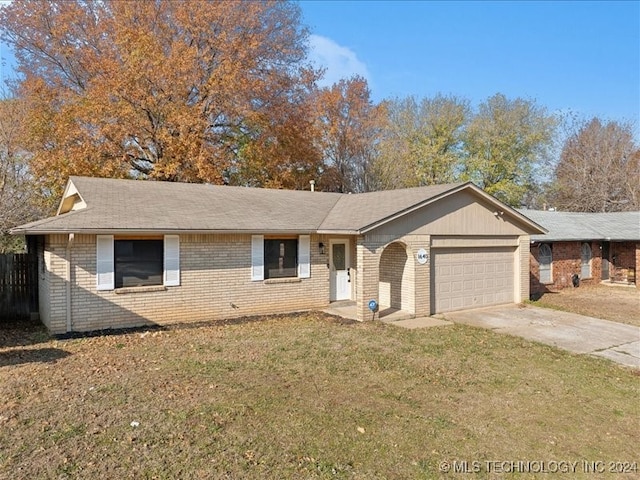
[308,34,371,88]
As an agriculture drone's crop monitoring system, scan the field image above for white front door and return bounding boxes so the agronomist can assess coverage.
[330,240,350,301]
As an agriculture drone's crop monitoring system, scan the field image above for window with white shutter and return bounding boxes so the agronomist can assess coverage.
[96,235,180,289]
[253,235,311,280]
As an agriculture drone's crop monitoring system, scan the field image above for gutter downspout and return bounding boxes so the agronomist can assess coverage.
[66,233,74,333]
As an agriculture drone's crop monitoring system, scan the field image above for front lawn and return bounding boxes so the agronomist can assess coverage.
[1,313,638,479]
[531,283,640,327]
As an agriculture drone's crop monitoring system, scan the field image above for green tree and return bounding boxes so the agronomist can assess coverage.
[461,93,556,206]
[550,118,639,212]
[374,94,469,189]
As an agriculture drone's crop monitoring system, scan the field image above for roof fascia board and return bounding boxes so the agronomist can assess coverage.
[316,229,359,235]
[11,228,323,236]
[10,207,88,235]
[532,237,638,243]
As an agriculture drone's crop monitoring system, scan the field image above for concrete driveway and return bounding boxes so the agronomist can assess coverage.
[443,304,640,369]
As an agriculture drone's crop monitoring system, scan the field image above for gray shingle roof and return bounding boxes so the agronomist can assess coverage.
[12,176,545,235]
[15,177,342,234]
[319,183,462,232]
[517,209,640,242]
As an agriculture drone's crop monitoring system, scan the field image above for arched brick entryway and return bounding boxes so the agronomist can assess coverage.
[378,241,414,314]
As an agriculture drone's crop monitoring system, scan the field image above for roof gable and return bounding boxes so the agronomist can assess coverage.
[370,187,542,237]
[56,179,87,215]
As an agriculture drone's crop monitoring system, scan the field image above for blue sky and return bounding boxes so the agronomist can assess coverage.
[1,1,638,135]
[302,0,639,132]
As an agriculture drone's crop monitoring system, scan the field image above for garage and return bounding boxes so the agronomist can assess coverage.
[432,247,515,313]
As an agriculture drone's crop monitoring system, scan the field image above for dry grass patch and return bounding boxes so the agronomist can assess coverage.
[1,313,638,479]
[532,284,640,327]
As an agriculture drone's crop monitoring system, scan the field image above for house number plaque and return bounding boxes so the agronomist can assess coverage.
[416,248,429,265]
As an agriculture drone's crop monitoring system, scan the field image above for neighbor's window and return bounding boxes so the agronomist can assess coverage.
[264,239,298,279]
[114,239,163,288]
[539,243,552,284]
[581,242,592,279]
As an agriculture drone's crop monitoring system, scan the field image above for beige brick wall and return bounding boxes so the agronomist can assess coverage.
[41,229,534,329]
[43,233,331,334]
[355,233,432,321]
[46,234,71,333]
[355,233,529,321]
[379,242,406,309]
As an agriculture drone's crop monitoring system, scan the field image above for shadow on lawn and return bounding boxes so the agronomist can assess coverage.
[56,311,357,339]
[2,311,357,350]
[0,347,71,367]
[0,318,51,349]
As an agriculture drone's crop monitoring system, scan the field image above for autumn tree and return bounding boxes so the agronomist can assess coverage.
[375,94,469,189]
[313,76,384,193]
[0,0,319,194]
[550,118,639,212]
[461,93,556,206]
[0,93,46,252]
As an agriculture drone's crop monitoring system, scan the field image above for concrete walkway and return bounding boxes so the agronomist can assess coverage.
[322,301,452,328]
[444,304,640,369]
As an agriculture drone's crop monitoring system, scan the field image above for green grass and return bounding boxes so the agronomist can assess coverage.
[1,313,638,479]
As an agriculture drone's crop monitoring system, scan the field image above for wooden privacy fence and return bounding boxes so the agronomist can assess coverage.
[0,253,38,321]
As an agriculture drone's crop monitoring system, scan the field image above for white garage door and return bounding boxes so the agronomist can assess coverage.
[433,247,515,313]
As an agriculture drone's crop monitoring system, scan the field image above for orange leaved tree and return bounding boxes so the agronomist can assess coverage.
[0,0,320,194]
[313,76,385,193]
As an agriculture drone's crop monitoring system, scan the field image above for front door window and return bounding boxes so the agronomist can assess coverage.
[333,243,346,271]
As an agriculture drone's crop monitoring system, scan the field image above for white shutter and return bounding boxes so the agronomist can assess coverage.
[96,235,114,291]
[164,235,180,286]
[251,235,264,281]
[298,235,310,278]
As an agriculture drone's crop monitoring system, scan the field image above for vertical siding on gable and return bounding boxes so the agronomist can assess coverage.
[372,191,530,237]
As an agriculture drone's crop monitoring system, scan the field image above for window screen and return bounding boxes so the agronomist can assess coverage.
[114,239,163,288]
[264,239,298,279]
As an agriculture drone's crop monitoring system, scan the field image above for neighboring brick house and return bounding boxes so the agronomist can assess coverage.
[12,177,545,334]
[518,209,640,297]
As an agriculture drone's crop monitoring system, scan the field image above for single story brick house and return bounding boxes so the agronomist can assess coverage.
[518,209,640,297]
[12,176,545,334]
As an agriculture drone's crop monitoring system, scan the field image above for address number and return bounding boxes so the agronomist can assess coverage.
[416,248,429,265]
